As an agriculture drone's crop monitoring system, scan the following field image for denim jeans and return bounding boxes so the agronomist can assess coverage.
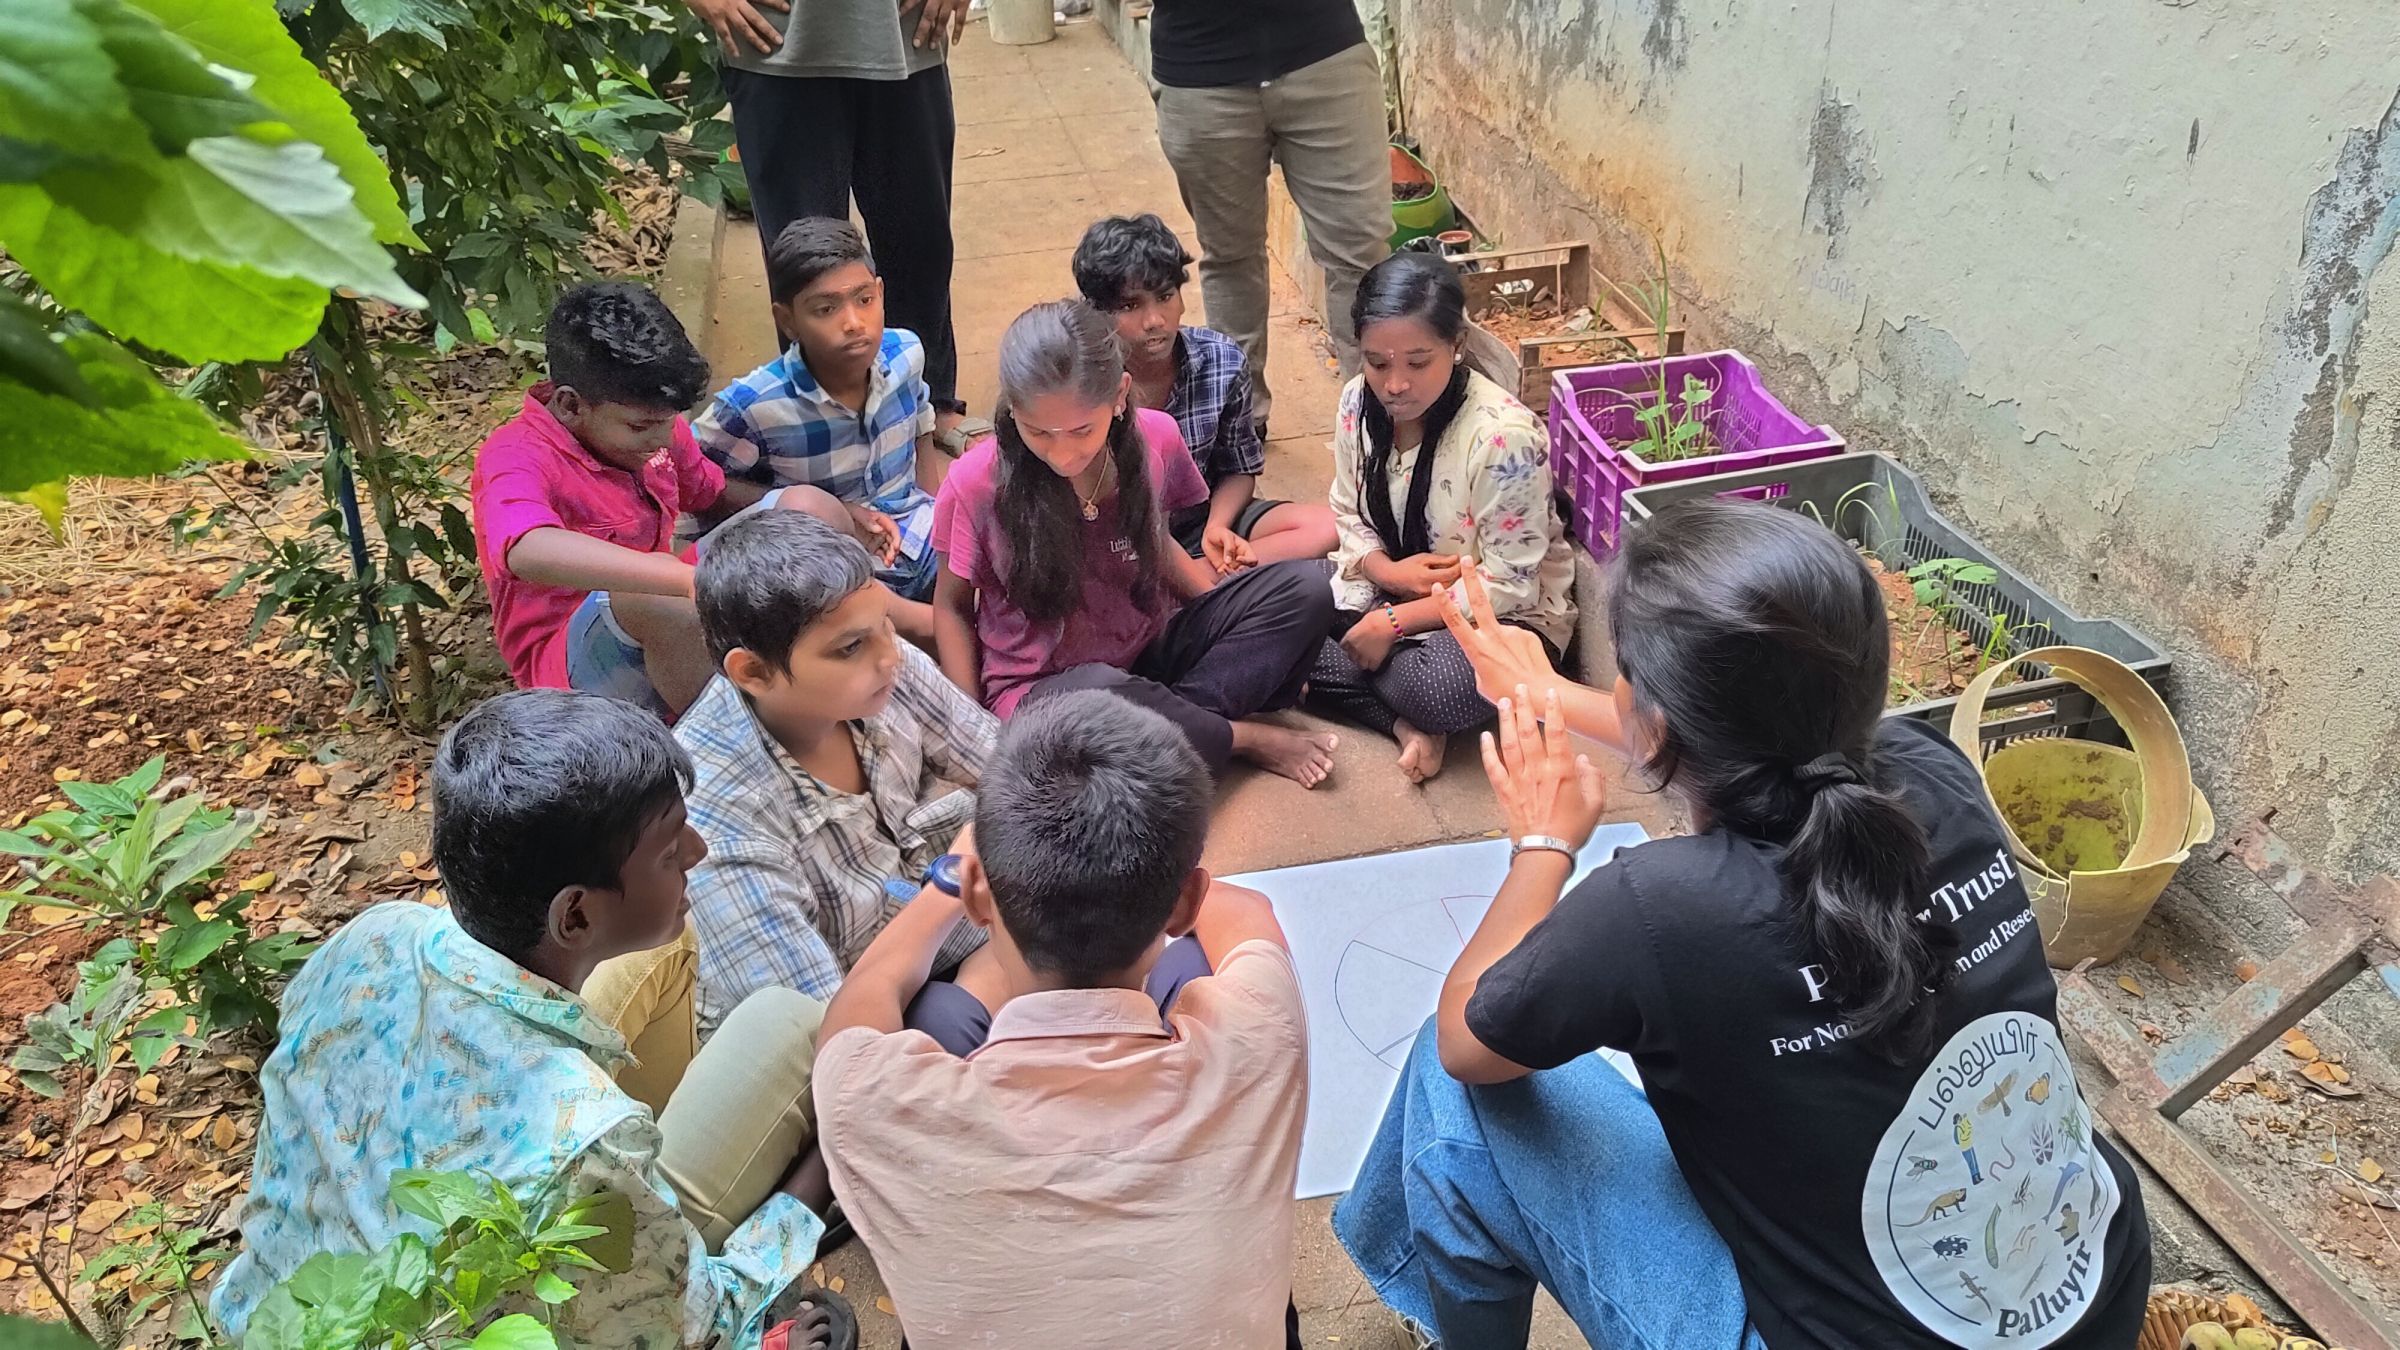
[564,591,670,719]
[1332,1020,1764,1350]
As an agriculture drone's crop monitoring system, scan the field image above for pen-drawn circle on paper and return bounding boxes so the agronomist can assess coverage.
[1332,894,1494,1070]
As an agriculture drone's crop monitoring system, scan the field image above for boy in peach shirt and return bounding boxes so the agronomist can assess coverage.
[812,691,1307,1349]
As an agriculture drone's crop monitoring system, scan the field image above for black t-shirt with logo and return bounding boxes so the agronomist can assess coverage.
[1467,718,2151,1349]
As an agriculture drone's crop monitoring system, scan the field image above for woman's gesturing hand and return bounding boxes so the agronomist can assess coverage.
[1481,686,1608,850]
[1437,569,1564,708]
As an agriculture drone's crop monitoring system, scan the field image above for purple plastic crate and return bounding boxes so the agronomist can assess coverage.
[1548,349,1846,553]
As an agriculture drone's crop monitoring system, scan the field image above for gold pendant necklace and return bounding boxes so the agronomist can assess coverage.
[1076,459,1112,522]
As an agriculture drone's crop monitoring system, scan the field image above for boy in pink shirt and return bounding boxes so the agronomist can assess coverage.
[472,282,776,716]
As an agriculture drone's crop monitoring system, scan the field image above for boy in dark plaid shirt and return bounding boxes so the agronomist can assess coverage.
[1073,214,1338,578]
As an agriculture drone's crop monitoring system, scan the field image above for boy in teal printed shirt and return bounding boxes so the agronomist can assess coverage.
[211,691,849,1350]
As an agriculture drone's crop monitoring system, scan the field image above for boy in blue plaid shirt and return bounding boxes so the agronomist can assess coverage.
[695,218,948,639]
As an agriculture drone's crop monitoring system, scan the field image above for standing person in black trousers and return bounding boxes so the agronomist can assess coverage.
[681,0,984,450]
[1148,0,1392,436]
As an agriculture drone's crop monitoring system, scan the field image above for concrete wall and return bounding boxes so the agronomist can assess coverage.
[1394,0,2400,942]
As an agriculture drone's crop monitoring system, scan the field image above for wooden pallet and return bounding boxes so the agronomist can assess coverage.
[1450,242,1687,414]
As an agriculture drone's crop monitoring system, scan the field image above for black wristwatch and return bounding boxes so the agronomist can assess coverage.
[924,853,964,897]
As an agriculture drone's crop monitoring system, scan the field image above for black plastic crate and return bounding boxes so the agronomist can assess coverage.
[1621,453,2170,747]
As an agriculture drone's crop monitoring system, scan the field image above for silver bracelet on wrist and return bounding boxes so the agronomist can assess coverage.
[1511,834,1577,862]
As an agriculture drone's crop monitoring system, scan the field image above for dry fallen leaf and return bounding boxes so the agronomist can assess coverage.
[875,1296,896,1316]
[76,1198,130,1233]
[211,1117,238,1152]
[293,763,327,788]
[828,1275,844,1293]
[2294,1056,2352,1085]
[0,1166,57,1211]
[2362,1158,2387,1184]
[2234,958,2260,981]
[85,1148,116,1168]
[2116,975,2145,997]
[2336,1181,2397,1210]
[2280,1029,2322,1062]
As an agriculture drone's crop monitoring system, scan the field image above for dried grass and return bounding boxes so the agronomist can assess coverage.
[0,479,188,586]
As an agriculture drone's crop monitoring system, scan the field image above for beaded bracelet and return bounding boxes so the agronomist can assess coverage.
[1383,604,1404,636]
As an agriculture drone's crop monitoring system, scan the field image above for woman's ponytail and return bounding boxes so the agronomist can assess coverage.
[1609,500,1959,1060]
[1781,755,1945,1056]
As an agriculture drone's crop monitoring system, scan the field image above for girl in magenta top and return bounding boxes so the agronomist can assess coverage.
[930,300,1339,787]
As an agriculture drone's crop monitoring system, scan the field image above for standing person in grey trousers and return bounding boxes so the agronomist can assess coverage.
[680,0,981,450]
[1149,0,1392,434]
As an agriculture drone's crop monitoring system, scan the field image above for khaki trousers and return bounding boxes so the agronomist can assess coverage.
[1155,43,1392,427]
[584,925,825,1252]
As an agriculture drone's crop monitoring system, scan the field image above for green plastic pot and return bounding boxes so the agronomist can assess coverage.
[1389,143,1455,249]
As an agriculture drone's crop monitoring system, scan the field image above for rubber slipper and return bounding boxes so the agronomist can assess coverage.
[814,1198,856,1259]
[763,1282,859,1350]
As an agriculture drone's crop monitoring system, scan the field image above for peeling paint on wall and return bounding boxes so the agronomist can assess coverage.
[1642,0,1687,71]
[1802,84,1869,255]
[1388,0,2400,904]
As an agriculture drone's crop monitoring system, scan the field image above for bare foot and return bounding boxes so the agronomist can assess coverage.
[1393,718,1448,785]
[1231,720,1338,788]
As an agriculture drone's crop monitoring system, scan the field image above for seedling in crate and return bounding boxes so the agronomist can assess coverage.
[1976,611,2051,678]
[1609,237,1722,464]
[1906,558,1997,613]
[1620,373,1720,463]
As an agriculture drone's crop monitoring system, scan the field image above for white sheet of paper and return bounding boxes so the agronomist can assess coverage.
[1224,824,1650,1200]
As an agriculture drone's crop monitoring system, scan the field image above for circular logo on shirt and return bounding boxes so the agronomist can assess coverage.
[1861,1011,2120,1347]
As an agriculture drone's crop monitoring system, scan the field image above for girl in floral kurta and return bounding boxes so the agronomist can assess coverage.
[1305,253,1575,783]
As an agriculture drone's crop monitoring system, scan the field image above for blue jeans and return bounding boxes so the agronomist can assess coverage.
[564,592,670,719]
[1333,1021,1764,1350]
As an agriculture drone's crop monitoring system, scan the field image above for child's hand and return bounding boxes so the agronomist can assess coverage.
[1202,524,1257,576]
[845,502,903,566]
[1340,613,1399,672]
[1480,686,1608,851]
[683,0,786,56]
[1385,552,1464,599]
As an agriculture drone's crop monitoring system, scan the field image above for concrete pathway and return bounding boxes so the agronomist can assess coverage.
[701,18,1634,1345]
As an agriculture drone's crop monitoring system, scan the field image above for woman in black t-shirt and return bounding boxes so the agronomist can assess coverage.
[1331,500,2151,1349]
